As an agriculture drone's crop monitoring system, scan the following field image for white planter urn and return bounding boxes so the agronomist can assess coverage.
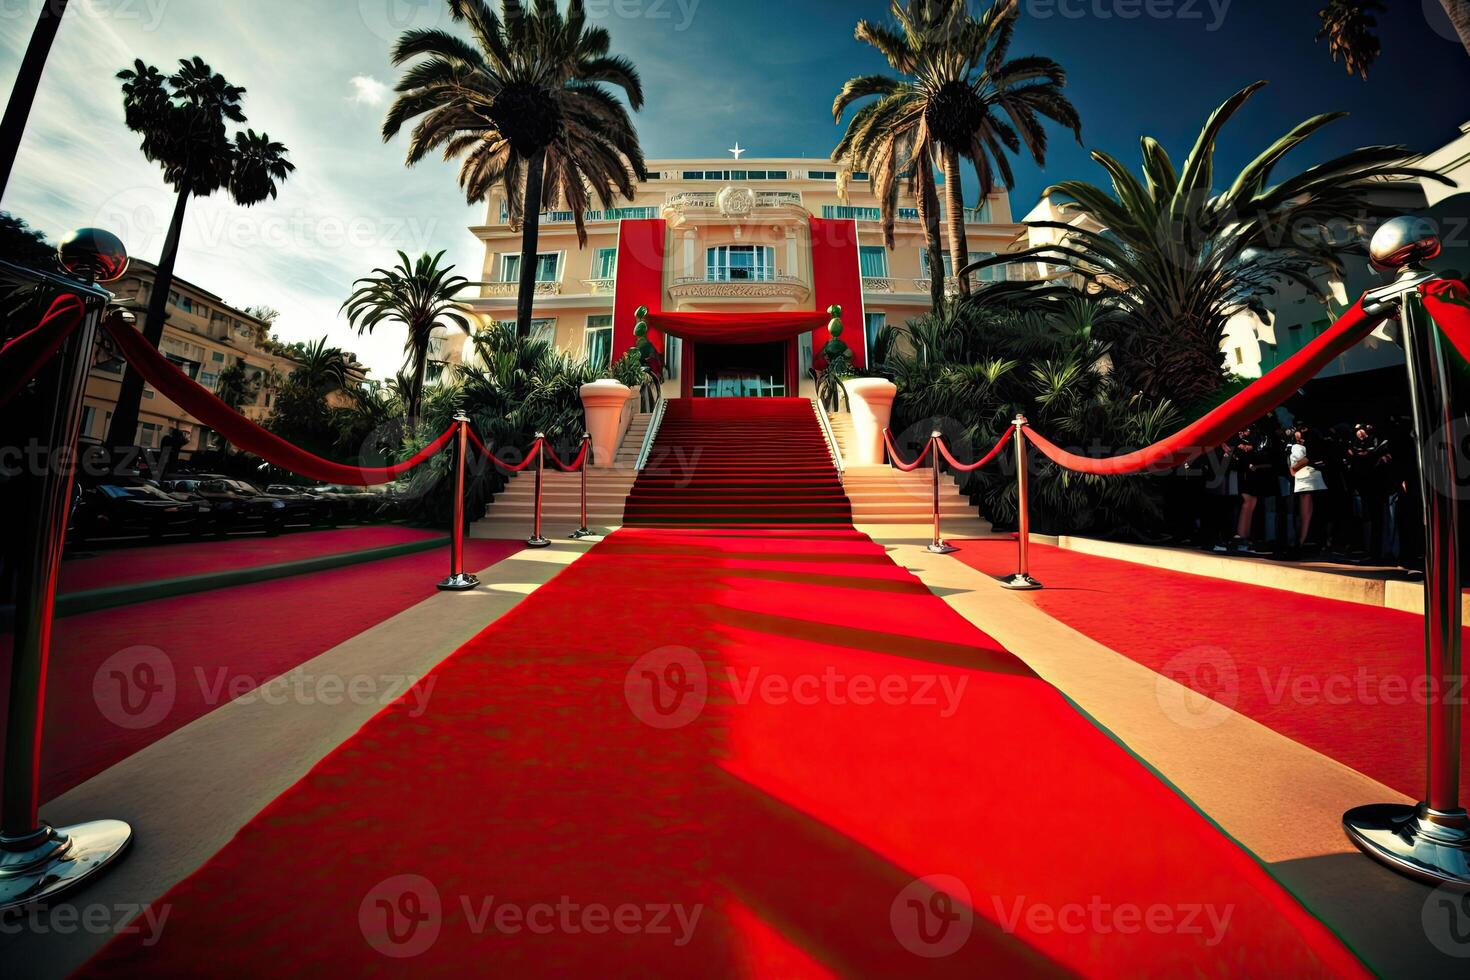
[844,377,898,466]
[580,379,632,468]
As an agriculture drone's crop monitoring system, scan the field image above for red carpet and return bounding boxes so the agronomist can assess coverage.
[86,528,1363,977]
[951,539,1469,800]
[624,398,852,527]
[0,539,521,802]
[60,525,443,595]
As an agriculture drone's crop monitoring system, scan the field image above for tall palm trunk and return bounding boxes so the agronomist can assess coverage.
[514,149,547,340]
[0,0,69,201]
[107,188,190,447]
[1441,0,1470,55]
[941,148,970,298]
[407,336,430,431]
[917,166,946,315]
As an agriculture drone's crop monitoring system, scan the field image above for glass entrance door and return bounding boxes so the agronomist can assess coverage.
[690,341,788,397]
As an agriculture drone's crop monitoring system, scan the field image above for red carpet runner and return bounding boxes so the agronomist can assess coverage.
[952,538,1470,801]
[86,528,1363,977]
[624,398,852,527]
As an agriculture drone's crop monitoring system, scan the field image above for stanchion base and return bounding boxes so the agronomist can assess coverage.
[1001,573,1043,591]
[1344,802,1470,888]
[569,528,594,539]
[526,536,552,549]
[0,820,133,913]
[436,572,480,592]
[927,541,959,554]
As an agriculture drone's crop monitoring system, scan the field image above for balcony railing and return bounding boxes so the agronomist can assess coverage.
[477,280,563,298]
[862,276,894,293]
[669,274,810,301]
[583,278,616,295]
[664,191,804,211]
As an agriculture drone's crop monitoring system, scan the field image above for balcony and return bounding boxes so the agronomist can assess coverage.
[668,274,810,302]
[583,278,616,295]
[477,280,563,298]
[862,277,895,293]
[661,189,806,229]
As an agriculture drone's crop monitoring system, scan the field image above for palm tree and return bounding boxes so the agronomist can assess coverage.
[381,0,646,339]
[973,82,1453,404]
[834,0,1079,300]
[0,0,70,200]
[1316,0,1384,78]
[106,57,294,448]
[1316,1,1470,76]
[341,250,471,426]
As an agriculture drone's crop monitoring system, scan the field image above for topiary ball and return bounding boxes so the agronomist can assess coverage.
[827,318,843,337]
[827,304,841,317]
[634,305,649,319]
[633,321,648,338]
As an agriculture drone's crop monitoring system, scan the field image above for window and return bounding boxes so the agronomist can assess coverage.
[497,318,556,345]
[585,315,613,370]
[865,312,886,354]
[706,245,775,282]
[501,253,560,282]
[921,249,953,278]
[211,351,225,362]
[593,248,618,280]
[808,170,837,180]
[138,422,160,448]
[199,371,218,390]
[822,205,881,221]
[969,250,996,281]
[1234,348,1244,365]
[859,246,889,279]
[80,406,96,438]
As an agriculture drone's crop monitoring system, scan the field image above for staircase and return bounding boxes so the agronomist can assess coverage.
[827,413,993,535]
[623,398,852,527]
[469,414,649,539]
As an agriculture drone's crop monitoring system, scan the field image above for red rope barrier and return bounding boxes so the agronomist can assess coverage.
[936,429,1011,473]
[1424,279,1470,363]
[1,293,85,408]
[545,441,588,473]
[1020,296,1388,476]
[100,314,455,485]
[466,425,543,472]
[882,429,932,471]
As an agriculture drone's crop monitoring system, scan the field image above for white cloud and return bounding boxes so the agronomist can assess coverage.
[348,75,388,107]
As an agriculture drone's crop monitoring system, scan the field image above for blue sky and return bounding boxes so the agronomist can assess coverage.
[1,0,1467,377]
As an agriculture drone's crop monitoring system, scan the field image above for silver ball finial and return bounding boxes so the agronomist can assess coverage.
[57,228,128,283]
[1369,216,1440,272]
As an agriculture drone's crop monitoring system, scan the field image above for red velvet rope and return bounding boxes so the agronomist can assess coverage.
[1424,279,1470,363]
[466,425,543,472]
[100,314,455,485]
[936,429,1011,473]
[882,429,933,471]
[1020,296,1388,476]
[545,440,589,472]
[1,293,85,408]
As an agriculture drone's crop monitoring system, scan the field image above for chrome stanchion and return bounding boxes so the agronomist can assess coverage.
[2,236,133,913]
[569,432,593,539]
[527,433,551,548]
[1001,414,1042,591]
[927,430,957,554]
[1344,217,1469,887]
[437,411,479,592]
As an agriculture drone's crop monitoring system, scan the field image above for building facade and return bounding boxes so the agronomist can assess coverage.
[464,157,1024,397]
[85,259,366,450]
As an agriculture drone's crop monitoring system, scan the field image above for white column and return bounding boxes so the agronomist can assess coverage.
[844,378,898,466]
[580,379,632,468]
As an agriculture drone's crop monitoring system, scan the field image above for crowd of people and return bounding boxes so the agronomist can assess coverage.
[1188,415,1422,567]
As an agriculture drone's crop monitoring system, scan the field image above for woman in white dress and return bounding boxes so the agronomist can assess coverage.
[1287,426,1327,552]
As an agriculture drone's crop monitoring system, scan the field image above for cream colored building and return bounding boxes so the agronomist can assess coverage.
[464,156,1025,397]
[84,259,366,450]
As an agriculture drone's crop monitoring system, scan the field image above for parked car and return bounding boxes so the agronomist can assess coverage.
[71,478,210,542]
[267,484,347,525]
[323,484,385,522]
[161,476,285,535]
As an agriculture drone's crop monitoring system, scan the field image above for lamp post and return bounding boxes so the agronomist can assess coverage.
[1343,216,1469,887]
[1,229,133,912]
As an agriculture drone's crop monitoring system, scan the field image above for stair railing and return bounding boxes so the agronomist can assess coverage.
[634,396,668,472]
[811,396,845,479]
